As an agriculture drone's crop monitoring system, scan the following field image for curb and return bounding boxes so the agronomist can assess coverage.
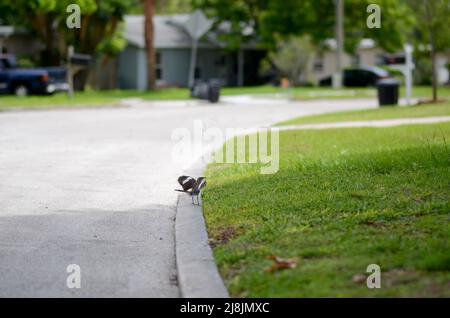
[174,160,229,298]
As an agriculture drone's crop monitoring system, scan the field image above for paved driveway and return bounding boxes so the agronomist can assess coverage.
[0,97,377,297]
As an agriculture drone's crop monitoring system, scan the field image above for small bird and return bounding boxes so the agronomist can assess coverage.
[175,176,207,205]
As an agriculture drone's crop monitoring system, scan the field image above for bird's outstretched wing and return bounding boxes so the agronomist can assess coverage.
[177,175,196,192]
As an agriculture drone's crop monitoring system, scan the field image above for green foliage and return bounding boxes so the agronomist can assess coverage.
[156,0,191,14]
[0,0,136,65]
[31,0,57,12]
[192,0,268,50]
[259,0,334,48]
[408,0,450,53]
[97,24,127,58]
[62,0,135,55]
[193,0,413,53]
[0,89,191,110]
[414,55,433,86]
[16,56,37,68]
[407,0,450,99]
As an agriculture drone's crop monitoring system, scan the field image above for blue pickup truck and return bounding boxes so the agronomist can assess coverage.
[0,54,68,96]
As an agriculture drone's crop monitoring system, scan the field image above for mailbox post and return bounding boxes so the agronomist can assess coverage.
[67,45,91,98]
[67,46,74,98]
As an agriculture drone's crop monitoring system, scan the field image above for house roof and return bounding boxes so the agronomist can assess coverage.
[124,14,219,49]
[124,13,259,50]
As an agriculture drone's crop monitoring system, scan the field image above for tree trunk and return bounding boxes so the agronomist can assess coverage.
[143,0,156,90]
[431,47,438,102]
[40,14,59,66]
[424,0,438,102]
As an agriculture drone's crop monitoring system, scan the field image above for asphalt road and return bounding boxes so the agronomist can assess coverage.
[0,97,377,297]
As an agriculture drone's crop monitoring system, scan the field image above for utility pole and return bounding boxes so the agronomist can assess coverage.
[184,10,213,88]
[334,0,344,89]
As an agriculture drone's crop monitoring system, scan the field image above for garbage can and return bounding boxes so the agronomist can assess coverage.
[377,78,399,106]
[208,79,221,103]
[190,79,221,103]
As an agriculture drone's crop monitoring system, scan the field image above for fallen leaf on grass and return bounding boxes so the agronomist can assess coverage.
[352,274,366,284]
[265,255,299,273]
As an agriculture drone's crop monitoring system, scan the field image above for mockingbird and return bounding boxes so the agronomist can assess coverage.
[175,175,207,205]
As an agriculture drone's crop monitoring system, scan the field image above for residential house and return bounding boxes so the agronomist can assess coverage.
[312,38,449,85]
[117,14,266,90]
[0,26,43,58]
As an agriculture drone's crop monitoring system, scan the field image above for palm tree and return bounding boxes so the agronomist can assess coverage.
[142,0,156,90]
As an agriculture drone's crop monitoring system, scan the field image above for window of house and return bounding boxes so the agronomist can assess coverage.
[375,54,385,66]
[195,67,201,79]
[156,52,162,80]
[351,54,360,67]
[313,55,324,72]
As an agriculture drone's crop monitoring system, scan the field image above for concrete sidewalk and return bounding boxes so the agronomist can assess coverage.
[277,116,450,131]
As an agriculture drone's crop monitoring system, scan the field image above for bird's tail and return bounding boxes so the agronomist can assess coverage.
[174,189,192,194]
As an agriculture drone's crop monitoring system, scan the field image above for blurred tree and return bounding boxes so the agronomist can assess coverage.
[268,35,315,86]
[0,1,9,24]
[142,0,156,90]
[0,0,70,64]
[193,0,412,53]
[0,0,134,65]
[156,0,191,14]
[192,0,268,50]
[408,0,450,102]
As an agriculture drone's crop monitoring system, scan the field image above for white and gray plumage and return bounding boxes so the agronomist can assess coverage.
[191,177,207,205]
[175,176,207,205]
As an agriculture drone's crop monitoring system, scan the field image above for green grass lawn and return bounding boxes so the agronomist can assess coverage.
[291,86,450,101]
[278,102,450,126]
[248,85,450,101]
[203,123,450,297]
[0,89,190,110]
[1,85,449,111]
[224,85,450,101]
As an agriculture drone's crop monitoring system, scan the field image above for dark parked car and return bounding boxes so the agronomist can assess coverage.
[319,66,390,87]
[0,54,68,96]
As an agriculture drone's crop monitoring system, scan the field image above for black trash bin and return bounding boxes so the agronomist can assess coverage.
[377,78,399,106]
[208,79,221,103]
[190,79,221,103]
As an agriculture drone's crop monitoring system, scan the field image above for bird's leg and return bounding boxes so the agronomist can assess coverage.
[194,195,200,205]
